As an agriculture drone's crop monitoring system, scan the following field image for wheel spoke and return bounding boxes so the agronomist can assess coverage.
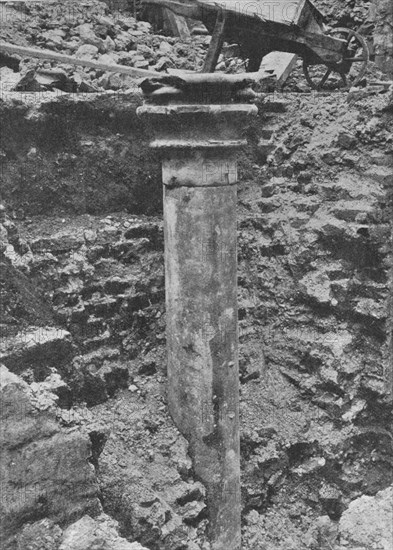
[344,56,366,62]
[318,68,332,88]
[345,33,355,47]
[340,73,347,87]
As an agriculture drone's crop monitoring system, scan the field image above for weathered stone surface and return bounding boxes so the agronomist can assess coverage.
[0,259,55,335]
[0,67,21,92]
[121,489,189,549]
[0,365,58,449]
[338,486,393,550]
[373,0,393,76]
[114,31,136,51]
[304,515,338,549]
[0,366,102,549]
[71,354,129,406]
[98,52,119,65]
[75,23,105,51]
[16,518,63,550]
[59,515,148,550]
[0,327,74,377]
[41,29,65,48]
[299,271,332,305]
[75,44,99,59]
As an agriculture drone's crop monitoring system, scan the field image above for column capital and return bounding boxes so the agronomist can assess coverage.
[137,74,258,187]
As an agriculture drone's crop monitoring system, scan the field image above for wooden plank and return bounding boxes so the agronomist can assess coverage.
[163,8,191,40]
[0,41,160,80]
[260,51,298,85]
[0,41,273,90]
[292,0,309,26]
[260,28,345,54]
[293,0,325,28]
[202,10,226,72]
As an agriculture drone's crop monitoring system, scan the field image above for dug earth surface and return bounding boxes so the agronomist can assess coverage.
[0,82,392,550]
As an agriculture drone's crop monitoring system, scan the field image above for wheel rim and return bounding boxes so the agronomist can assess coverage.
[303,27,369,91]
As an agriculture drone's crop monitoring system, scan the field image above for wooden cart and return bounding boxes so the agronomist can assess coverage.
[143,0,370,89]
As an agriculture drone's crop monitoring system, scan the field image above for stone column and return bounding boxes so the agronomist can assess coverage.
[138,76,257,550]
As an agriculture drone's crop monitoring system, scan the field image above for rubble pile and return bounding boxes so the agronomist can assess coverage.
[0,0,245,94]
[0,0,390,95]
[315,0,372,27]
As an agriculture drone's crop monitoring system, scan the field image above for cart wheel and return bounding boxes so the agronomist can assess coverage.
[303,27,369,91]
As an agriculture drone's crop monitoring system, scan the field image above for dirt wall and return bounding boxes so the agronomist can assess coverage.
[0,92,161,216]
[1,87,392,550]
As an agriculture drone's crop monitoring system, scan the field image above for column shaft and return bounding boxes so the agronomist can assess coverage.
[164,181,240,550]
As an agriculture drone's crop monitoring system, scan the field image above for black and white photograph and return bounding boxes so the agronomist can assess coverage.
[0,1,392,549]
